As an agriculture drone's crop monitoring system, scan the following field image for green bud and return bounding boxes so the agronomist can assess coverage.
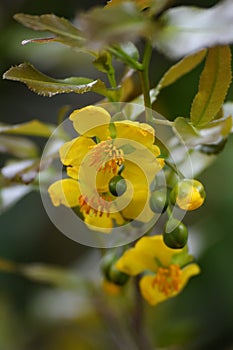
[149,190,168,213]
[109,264,129,286]
[100,252,129,286]
[163,219,188,249]
[100,252,117,280]
[109,175,127,196]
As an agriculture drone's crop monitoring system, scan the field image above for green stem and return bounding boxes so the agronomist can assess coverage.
[107,65,117,89]
[153,119,173,126]
[138,40,153,122]
[108,46,143,71]
[165,159,185,179]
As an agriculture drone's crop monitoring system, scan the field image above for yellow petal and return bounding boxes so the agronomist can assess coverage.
[48,179,80,207]
[140,275,167,306]
[66,165,79,180]
[122,160,149,190]
[96,170,115,192]
[69,106,111,139]
[84,212,114,233]
[122,156,163,190]
[139,263,200,306]
[121,190,152,222]
[116,235,184,275]
[180,263,201,289]
[60,136,95,168]
[114,120,155,147]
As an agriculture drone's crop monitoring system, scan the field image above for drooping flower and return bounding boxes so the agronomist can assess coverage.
[115,235,200,305]
[48,105,164,233]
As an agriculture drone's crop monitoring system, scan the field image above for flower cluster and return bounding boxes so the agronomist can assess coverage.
[48,105,164,233]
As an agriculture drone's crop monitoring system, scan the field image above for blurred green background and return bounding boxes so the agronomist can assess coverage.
[0,1,233,349]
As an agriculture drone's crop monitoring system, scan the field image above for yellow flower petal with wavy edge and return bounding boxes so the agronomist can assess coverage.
[151,144,162,157]
[121,190,153,222]
[66,165,79,180]
[96,170,115,193]
[48,179,80,207]
[116,235,184,275]
[114,120,155,148]
[60,136,95,169]
[69,106,111,138]
[123,156,163,187]
[139,263,200,305]
[105,0,152,10]
[84,211,124,233]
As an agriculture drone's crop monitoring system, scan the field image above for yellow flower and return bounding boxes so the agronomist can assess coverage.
[48,105,164,233]
[170,179,206,211]
[115,235,200,305]
[105,0,152,11]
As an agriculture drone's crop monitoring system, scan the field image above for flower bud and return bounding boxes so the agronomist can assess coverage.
[100,252,117,280]
[170,179,205,211]
[149,190,168,213]
[108,264,129,286]
[109,175,127,196]
[100,252,129,286]
[163,219,188,249]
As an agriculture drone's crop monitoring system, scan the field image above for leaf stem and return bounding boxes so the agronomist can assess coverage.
[108,46,143,71]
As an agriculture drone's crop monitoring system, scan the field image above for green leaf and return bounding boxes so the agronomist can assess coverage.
[0,184,33,214]
[173,117,200,147]
[3,63,114,98]
[173,115,232,147]
[223,102,233,133]
[0,135,39,158]
[79,3,153,48]
[1,159,39,184]
[21,264,85,290]
[14,13,85,49]
[0,258,86,290]
[0,120,54,137]
[160,49,206,88]
[153,1,233,58]
[152,49,207,100]
[93,51,113,73]
[191,46,232,127]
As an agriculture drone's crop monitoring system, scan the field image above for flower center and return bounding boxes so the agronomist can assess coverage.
[152,264,182,296]
[78,194,111,217]
[89,140,124,175]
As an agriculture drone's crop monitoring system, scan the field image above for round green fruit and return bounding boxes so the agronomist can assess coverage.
[163,220,188,249]
[109,175,127,196]
[149,190,168,213]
